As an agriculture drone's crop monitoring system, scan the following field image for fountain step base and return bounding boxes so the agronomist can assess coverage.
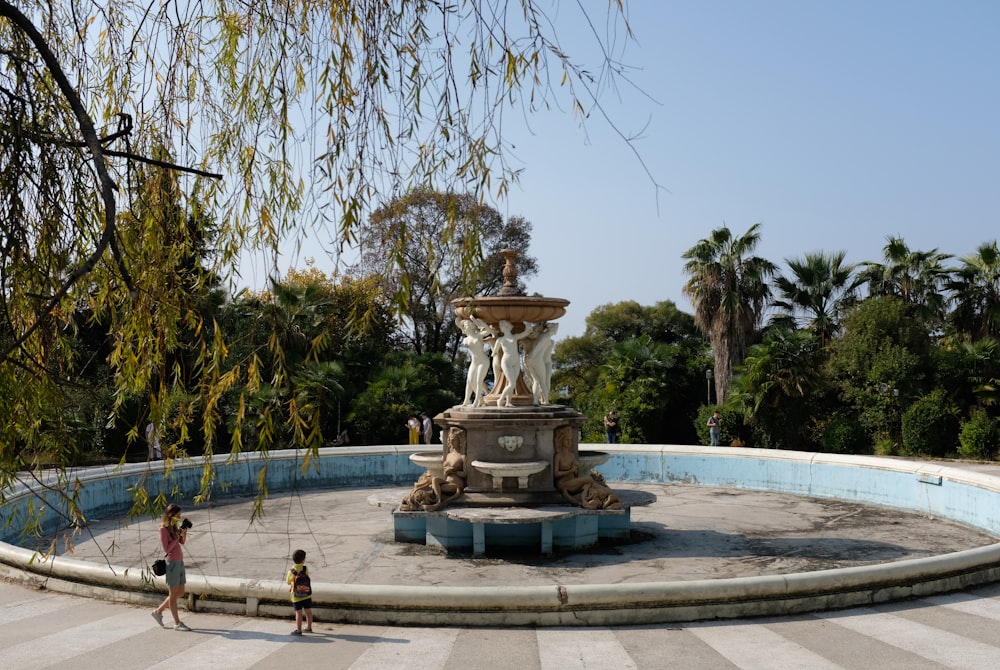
[453,491,567,506]
[393,502,639,556]
[393,507,631,557]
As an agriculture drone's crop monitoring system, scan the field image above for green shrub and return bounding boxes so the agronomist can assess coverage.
[821,415,870,454]
[958,409,999,461]
[900,389,959,457]
[873,438,899,456]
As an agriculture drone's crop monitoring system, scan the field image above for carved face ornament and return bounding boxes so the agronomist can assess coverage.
[497,435,524,452]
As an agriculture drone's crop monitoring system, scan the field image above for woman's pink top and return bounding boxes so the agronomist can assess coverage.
[159,525,184,561]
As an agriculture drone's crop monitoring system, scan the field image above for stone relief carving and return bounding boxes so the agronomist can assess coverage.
[497,435,524,452]
[400,427,468,511]
[552,426,621,510]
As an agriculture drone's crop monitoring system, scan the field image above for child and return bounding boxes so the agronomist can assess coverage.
[286,549,314,635]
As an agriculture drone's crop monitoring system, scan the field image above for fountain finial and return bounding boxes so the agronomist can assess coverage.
[497,249,523,297]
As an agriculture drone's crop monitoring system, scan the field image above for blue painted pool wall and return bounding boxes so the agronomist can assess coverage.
[5,445,1000,543]
[1,447,426,543]
[597,450,1000,536]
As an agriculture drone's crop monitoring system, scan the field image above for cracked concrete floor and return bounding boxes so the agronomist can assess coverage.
[49,482,999,588]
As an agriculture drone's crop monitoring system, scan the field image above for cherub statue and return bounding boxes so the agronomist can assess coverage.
[523,322,558,404]
[457,317,492,407]
[495,319,531,408]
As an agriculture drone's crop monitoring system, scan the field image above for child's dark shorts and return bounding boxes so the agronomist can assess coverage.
[293,599,313,611]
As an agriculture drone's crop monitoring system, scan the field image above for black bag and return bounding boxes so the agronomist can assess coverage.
[292,567,312,598]
[152,559,167,576]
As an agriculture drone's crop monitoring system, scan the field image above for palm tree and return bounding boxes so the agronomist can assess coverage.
[739,328,823,413]
[734,327,824,449]
[946,241,1000,341]
[598,335,677,444]
[239,279,338,453]
[683,223,776,404]
[772,250,860,347]
[958,338,1000,407]
[860,236,951,325]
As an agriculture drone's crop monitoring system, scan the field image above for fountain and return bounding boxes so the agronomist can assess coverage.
[395,250,650,555]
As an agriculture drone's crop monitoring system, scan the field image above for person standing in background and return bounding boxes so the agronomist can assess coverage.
[707,410,722,446]
[421,412,433,445]
[603,410,620,444]
[406,416,420,445]
[146,421,162,460]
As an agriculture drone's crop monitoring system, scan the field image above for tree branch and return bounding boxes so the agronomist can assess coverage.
[0,1,134,363]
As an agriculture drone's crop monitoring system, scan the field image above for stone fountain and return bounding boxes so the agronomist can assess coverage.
[393,250,649,555]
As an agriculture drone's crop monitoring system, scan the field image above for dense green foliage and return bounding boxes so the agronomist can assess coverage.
[347,353,462,445]
[9,218,1000,478]
[693,229,1000,459]
[0,1,636,515]
[5,0,1000,525]
[820,415,869,455]
[552,301,705,444]
[731,327,824,450]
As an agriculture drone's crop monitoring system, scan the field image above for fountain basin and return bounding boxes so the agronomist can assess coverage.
[578,450,611,471]
[409,452,445,478]
[453,296,569,325]
[471,460,549,491]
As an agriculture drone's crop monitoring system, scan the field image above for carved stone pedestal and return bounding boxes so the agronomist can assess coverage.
[435,404,586,501]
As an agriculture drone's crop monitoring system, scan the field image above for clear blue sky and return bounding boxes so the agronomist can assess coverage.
[498,0,1000,338]
[247,1,1000,340]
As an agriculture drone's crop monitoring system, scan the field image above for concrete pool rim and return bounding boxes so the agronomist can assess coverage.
[2,444,999,626]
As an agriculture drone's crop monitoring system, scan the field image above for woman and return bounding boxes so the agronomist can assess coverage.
[151,503,191,631]
[406,416,420,445]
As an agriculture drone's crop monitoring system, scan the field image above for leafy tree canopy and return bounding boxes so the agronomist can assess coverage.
[553,300,706,444]
[349,188,537,356]
[0,1,635,501]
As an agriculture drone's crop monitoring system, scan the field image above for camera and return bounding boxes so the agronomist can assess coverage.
[180,517,193,530]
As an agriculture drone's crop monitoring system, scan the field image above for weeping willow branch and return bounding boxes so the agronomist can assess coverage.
[0,0,131,362]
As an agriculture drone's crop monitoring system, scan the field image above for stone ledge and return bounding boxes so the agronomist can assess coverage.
[445,506,599,524]
[7,446,1000,627]
[380,487,656,514]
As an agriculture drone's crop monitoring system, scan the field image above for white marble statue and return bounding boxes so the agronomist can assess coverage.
[523,322,558,404]
[489,333,501,394]
[495,319,531,407]
[458,317,492,407]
